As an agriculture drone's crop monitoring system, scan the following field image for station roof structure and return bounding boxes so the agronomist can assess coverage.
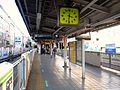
[15,0,120,41]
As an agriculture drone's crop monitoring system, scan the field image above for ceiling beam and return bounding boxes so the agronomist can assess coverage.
[67,11,120,37]
[66,22,90,36]
[15,0,30,32]
[40,30,53,33]
[81,0,110,19]
[45,17,57,22]
[92,12,120,26]
[57,0,111,37]
[30,24,36,28]
[25,13,36,19]
[24,0,31,25]
[36,0,42,33]
[36,0,38,13]
[80,0,99,14]
[42,27,55,32]
[72,0,109,13]
[66,0,111,36]
[42,26,65,35]
[38,0,42,13]
[67,27,92,37]
[52,26,64,35]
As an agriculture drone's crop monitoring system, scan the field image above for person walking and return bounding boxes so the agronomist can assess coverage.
[53,47,57,57]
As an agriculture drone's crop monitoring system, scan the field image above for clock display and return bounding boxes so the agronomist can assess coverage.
[59,7,79,25]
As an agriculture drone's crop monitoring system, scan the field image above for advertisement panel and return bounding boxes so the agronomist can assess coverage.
[0,47,2,59]
[14,37,21,47]
[76,41,82,63]
[2,47,9,59]
[69,41,77,64]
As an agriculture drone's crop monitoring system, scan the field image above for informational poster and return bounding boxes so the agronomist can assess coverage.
[2,47,9,59]
[13,36,22,55]
[0,47,2,59]
[77,41,82,63]
[15,37,21,46]
[0,32,3,44]
[69,41,77,64]
[0,15,6,46]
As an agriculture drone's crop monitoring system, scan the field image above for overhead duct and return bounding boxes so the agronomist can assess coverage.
[36,13,41,30]
[36,0,42,31]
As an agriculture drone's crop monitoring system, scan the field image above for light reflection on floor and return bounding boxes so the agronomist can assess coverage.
[39,54,120,90]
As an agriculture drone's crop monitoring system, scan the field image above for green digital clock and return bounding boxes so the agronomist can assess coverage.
[59,7,79,26]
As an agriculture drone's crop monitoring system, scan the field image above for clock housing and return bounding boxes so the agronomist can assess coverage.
[58,6,80,26]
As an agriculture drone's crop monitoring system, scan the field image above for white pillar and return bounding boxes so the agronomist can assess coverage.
[81,39,85,79]
[69,59,71,70]
[58,42,60,49]
[38,44,41,54]
[57,42,61,54]
[50,43,53,57]
[63,36,68,68]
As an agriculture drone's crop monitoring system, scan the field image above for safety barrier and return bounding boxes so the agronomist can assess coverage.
[101,53,120,71]
[85,51,101,67]
[0,49,36,90]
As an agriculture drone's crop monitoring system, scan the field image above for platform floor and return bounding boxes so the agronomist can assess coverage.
[26,53,44,90]
[27,53,120,90]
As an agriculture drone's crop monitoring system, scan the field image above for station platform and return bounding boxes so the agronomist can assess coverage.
[26,53,120,90]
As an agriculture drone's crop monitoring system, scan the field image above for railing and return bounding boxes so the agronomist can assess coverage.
[59,49,120,71]
[101,53,120,70]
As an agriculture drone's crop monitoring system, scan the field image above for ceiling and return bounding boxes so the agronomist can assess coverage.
[15,0,120,41]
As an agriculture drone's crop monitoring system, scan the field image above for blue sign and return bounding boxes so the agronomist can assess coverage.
[105,44,116,54]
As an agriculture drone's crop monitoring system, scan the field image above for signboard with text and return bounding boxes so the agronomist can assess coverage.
[105,44,116,54]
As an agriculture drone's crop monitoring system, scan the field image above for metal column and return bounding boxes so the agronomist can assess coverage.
[57,42,60,55]
[58,42,60,49]
[81,39,85,79]
[63,36,68,68]
[50,42,53,57]
[109,54,112,68]
[38,44,41,54]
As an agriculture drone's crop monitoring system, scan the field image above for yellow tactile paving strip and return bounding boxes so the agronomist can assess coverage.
[26,53,44,90]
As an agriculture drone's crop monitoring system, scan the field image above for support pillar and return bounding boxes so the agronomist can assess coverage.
[57,42,60,55]
[68,43,71,70]
[63,36,68,68]
[69,58,71,70]
[58,42,60,49]
[76,33,91,80]
[50,42,53,58]
[38,44,41,54]
[109,54,112,68]
[81,39,85,79]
